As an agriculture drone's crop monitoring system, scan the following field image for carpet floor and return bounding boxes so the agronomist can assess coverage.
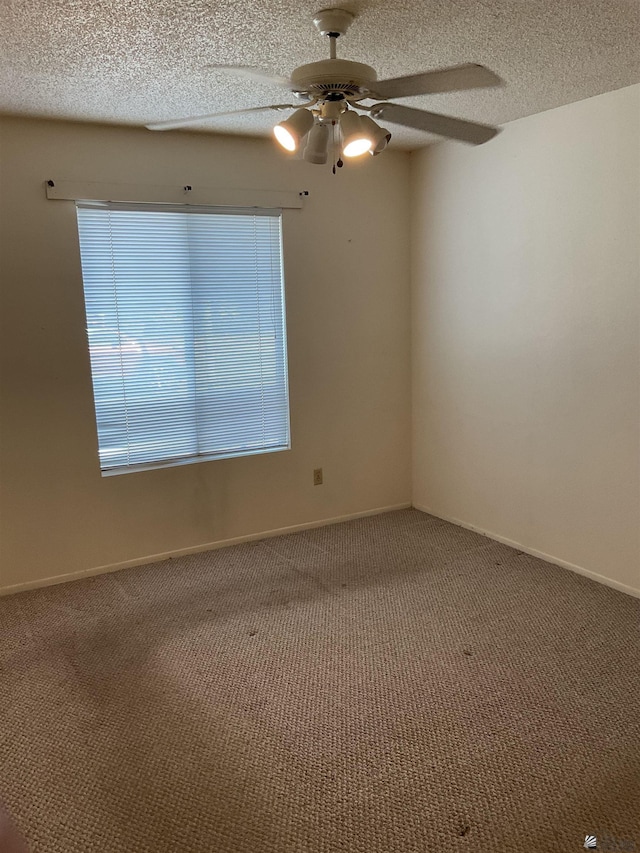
[1,509,639,853]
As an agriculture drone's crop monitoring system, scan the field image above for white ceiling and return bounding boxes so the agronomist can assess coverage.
[1,0,638,149]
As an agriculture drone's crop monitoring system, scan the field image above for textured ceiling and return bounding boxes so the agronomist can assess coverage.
[0,0,638,149]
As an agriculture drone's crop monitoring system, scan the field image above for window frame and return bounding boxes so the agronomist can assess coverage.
[75,200,292,476]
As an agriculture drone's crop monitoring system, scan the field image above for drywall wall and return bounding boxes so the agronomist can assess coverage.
[411,84,640,596]
[0,118,411,592]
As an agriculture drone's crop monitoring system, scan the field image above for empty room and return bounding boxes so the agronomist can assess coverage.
[0,1,638,851]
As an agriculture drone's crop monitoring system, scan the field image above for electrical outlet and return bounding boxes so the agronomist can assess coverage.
[313,468,323,486]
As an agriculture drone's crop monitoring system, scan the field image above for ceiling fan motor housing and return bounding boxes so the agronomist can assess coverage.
[290,59,377,99]
[312,8,355,37]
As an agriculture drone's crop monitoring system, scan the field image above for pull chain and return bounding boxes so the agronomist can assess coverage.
[332,121,337,174]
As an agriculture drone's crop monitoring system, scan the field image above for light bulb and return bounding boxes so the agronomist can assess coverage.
[343,137,373,157]
[274,125,296,152]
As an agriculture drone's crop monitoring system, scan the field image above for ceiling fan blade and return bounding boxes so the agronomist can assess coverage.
[370,103,499,145]
[370,64,502,100]
[204,64,292,89]
[146,104,295,131]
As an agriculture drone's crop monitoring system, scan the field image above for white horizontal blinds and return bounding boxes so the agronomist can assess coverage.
[77,206,197,469]
[187,211,289,454]
[76,202,290,472]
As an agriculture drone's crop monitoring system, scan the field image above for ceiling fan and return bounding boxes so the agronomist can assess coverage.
[146,8,503,165]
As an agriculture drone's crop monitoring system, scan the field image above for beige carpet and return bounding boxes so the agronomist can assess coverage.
[1,509,639,853]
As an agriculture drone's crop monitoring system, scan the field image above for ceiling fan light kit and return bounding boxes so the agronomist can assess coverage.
[302,122,330,164]
[359,115,392,156]
[147,8,504,166]
[339,109,372,157]
[273,107,315,151]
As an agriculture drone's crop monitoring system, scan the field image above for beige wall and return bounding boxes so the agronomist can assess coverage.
[411,84,640,595]
[0,118,412,592]
[3,87,638,598]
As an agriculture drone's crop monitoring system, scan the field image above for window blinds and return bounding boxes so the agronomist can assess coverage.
[76,202,290,474]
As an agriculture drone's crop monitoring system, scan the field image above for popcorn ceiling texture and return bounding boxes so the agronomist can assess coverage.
[0,0,638,147]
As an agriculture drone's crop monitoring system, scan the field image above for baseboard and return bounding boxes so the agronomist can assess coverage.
[0,502,412,597]
[413,504,640,600]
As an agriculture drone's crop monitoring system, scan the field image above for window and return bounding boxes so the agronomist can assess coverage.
[76,202,290,475]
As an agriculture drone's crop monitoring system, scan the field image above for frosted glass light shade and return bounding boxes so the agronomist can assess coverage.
[303,122,330,164]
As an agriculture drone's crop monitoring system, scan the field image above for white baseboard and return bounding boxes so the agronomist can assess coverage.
[413,504,640,600]
[0,502,412,597]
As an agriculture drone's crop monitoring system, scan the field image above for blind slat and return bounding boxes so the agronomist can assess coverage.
[76,203,290,473]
